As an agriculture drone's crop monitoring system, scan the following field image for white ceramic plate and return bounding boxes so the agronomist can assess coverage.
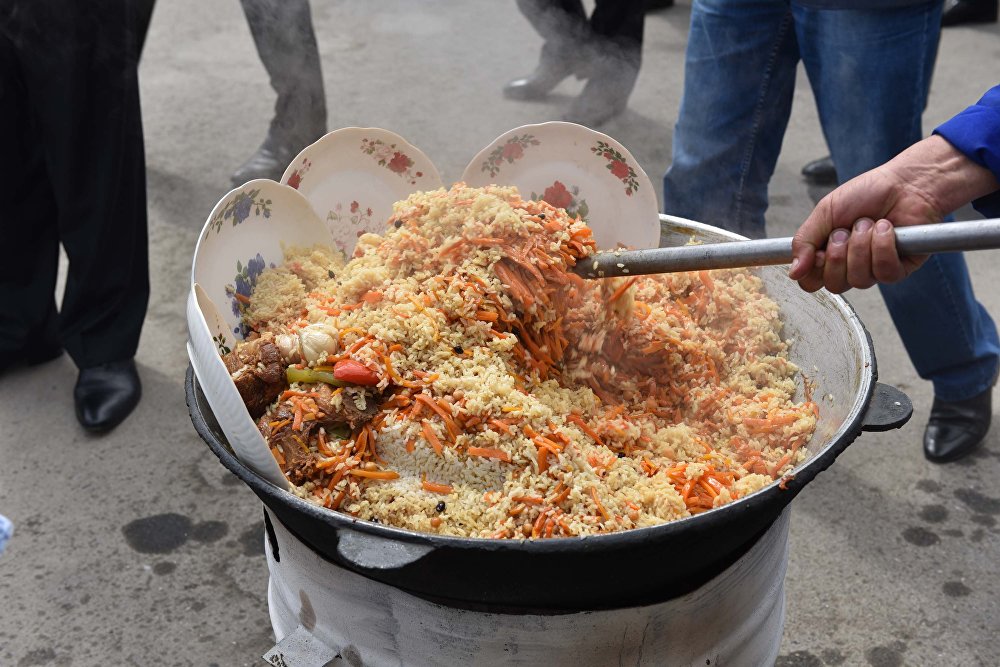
[187,284,289,489]
[192,179,332,339]
[461,121,660,250]
[279,127,444,256]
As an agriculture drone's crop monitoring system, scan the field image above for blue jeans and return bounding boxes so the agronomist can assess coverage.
[663,0,999,402]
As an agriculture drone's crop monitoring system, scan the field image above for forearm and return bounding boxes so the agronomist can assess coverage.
[885,134,1000,219]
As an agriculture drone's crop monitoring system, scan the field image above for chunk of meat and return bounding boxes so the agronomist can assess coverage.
[313,383,381,430]
[222,334,286,418]
[258,404,318,485]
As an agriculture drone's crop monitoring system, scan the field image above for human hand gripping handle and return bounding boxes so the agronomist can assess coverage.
[789,135,1000,293]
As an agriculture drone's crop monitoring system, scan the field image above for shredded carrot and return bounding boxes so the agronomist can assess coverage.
[421,420,444,456]
[512,495,544,505]
[270,447,285,466]
[537,447,549,473]
[422,480,453,494]
[609,276,639,303]
[475,310,499,322]
[548,486,571,505]
[415,394,459,440]
[488,419,511,435]
[467,447,511,463]
[280,389,320,401]
[348,469,400,480]
[567,414,605,447]
[590,487,611,521]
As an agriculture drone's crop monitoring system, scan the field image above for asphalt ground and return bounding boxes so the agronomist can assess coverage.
[1,2,999,665]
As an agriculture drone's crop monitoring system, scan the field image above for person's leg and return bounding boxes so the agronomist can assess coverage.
[504,0,589,101]
[233,0,327,184]
[7,0,148,431]
[564,0,646,126]
[663,0,800,239]
[798,0,1000,460]
[0,30,61,370]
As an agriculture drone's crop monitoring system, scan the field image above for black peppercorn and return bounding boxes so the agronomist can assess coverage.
[617,452,625,458]
[435,501,446,512]
[327,270,336,279]
[394,219,403,228]
[453,346,464,355]
[538,213,545,219]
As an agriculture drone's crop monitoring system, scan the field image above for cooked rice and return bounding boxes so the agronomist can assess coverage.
[246,183,817,539]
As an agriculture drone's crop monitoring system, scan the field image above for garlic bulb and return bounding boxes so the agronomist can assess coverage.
[298,323,339,365]
[274,333,301,363]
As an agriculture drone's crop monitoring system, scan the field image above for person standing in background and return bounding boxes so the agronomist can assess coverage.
[230,0,327,185]
[503,0,652,127]
[663,0,1000,463]
[0,0,149,433]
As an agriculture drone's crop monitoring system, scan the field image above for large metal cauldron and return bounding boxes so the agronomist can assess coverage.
[186,215,912,613]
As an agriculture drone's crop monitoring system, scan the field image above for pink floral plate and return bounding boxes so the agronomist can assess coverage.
[279,127,443,256]
[461,121,660,250]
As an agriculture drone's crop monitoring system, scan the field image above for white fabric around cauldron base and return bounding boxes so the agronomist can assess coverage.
[265,509,790,667]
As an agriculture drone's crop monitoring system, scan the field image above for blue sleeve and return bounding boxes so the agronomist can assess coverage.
[934,85,1000,218]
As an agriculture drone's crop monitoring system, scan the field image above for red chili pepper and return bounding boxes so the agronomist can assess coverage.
[333,359,380,386]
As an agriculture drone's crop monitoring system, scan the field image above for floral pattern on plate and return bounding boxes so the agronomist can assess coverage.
[205,188,272,238]
[224,253,273,336]
[213,332,232,356]
[327,201,375,255]
[461,122,658,250]
[531,181,589,222]
[361,138,425,185]
[286,157,313,190]
[591,141,640,197]
[480,134,540,178]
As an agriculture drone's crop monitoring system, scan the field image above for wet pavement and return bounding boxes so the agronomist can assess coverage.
[1,1,999,665]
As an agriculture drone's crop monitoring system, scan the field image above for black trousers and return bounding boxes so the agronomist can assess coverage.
[0,1,149,368]
[239,0,326,147]
[516,0,645,71]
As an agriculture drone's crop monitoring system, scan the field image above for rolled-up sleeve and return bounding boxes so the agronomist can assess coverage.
[934,85,1000,217]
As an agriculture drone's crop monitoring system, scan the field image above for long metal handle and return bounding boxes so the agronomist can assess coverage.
[576,218,1000,279]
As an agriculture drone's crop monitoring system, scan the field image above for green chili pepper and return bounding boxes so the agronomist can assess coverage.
[285,367,348,387]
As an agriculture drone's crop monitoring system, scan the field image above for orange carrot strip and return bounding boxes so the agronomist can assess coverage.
[421,420,444,456]
[422,480,453,494]
[567,414,605,446]
[270,447,285,466]
[488,419,511,435]
[609,276,639,303]
[548,486,571,505]
[415,394,459,440]
[467,447,511,463]
[348,469,400,480]
[590,488,611,521]
[280,390,320,401]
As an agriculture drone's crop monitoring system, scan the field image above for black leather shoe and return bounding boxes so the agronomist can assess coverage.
[942,0,998,27]
[230,141,297,186]
[74,359,142,434]
[801,155,838,186]
[923,386,993,463]
[503,56,576,101]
